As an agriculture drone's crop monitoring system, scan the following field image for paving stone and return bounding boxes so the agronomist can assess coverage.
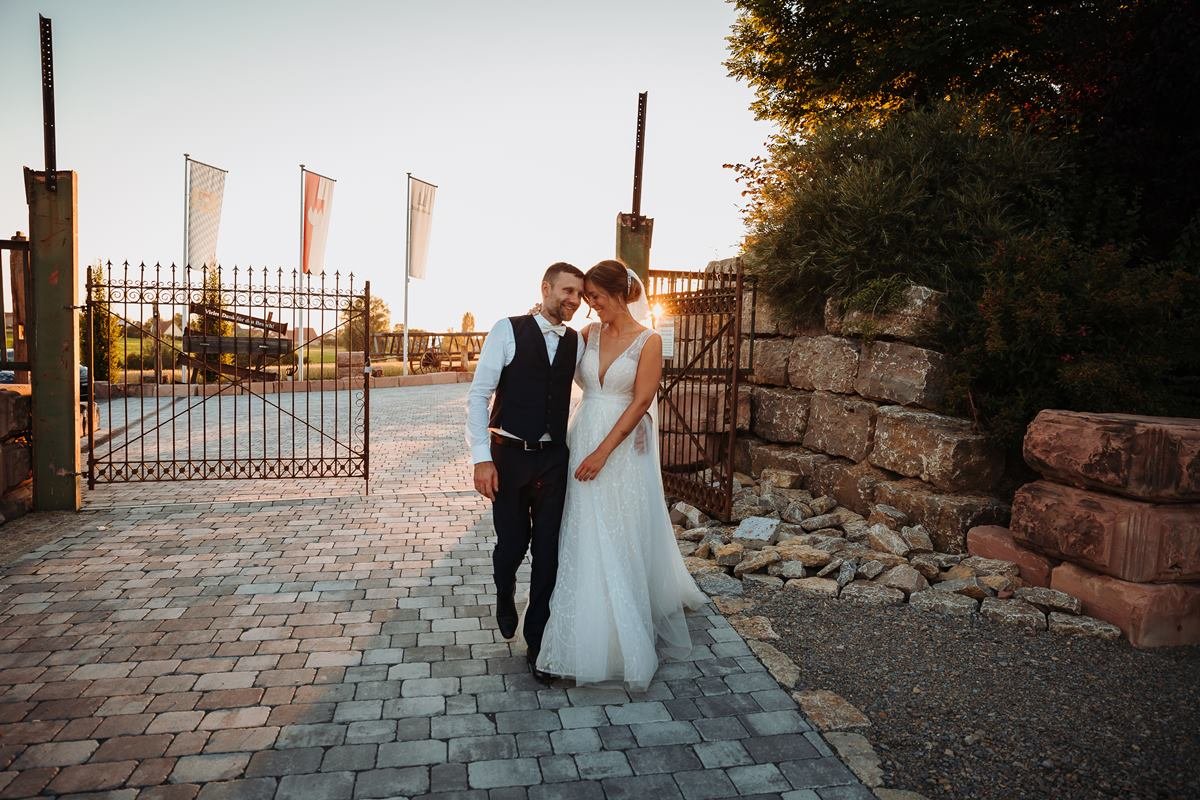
[321,744,377,772]
[744,734,821,764]
[430,761,469,792]
[537,754,579,783]
[548,727,602,755]
[353,766,430,799]
[573,750,634,780]
[496,710,561,734]
[12,739,99,769]
[629,721,701,747]
[726,763,793,794]
[467,758,541,789]
[378,739,447,767]
[778,757,858,789]
[694,739,755,769]
[625,744,703,774]
[449,735,519,762]
[528,781,605,800]
[605,702,672,725]
[276,771,355,800]
[169,752,251,783]
[432,713,497,739]
[674,768,740,800]
[741,711,811,736]
[194,777,277,800]
[244,747,323,778]
[46,760,137,794]
[600,772,684,800]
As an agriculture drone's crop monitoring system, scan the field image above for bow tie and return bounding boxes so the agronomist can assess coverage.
[540,323,567,337]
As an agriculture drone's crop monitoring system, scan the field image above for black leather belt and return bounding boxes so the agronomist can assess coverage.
[491,433,558,452]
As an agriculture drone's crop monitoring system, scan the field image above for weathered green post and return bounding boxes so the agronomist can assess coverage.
[615,92,653,283]
[25,168,81,511]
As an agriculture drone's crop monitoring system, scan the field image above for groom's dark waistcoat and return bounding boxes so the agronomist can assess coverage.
[490,315,578,444]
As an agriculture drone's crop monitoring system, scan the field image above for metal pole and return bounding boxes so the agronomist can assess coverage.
[403,173,411,376]
[363,280,371,495]
[39,15,57,193]
[298,165,305,382]
[631,91,647,226]
[181,154,190,384]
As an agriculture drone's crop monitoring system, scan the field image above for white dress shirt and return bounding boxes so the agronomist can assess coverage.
[466,314,585,464]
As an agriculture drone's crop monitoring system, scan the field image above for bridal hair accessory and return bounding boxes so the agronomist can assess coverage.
[626,270,633,295]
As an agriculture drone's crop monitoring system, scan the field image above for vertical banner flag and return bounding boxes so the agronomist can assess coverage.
[185,157,227,269]
[302,169,336,274]
[407,176,437,279]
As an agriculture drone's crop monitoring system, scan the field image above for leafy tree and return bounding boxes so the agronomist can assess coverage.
[341,296,391,352]
[80,263,120,382]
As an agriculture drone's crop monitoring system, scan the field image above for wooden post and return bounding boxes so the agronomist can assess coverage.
[24,168,81,511]
[9,232,30,384]
[615,212,653,284]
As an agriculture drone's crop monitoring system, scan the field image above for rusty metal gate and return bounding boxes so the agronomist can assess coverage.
[648,265,754,522]
[85,263,370,488]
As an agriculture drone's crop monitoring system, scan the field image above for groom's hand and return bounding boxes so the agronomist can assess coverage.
[474,461,499,500]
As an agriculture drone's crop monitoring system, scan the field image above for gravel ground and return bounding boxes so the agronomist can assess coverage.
[745,585,1200,800]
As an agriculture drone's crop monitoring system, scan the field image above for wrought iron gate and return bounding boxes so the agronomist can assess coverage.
[85,263,369,488]
[648,265,754,522]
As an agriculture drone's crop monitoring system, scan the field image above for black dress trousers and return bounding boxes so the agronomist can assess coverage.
[490,440,569,653]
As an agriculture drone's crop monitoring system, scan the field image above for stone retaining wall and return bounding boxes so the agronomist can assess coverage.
[0,388,33,524]
[729,261,1007,552]
[969,410,1200,647]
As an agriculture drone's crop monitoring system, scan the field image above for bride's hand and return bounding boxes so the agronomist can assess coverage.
[574,450,608,481]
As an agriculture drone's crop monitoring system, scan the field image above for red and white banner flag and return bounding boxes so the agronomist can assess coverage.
[408,176,436,279]
[302,170,336,275]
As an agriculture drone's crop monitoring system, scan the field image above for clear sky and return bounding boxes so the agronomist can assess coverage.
[1,0,772,332]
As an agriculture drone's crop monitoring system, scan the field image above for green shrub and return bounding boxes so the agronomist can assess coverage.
[738,102,1200,476]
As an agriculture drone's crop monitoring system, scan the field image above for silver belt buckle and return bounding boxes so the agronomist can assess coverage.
[523,439,539,452]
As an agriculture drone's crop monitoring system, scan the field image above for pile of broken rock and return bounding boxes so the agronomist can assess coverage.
[673,468,1121,640]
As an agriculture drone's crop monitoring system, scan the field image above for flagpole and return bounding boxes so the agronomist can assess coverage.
[403,172,411,376]
[181,154,190,385]
[298,164,305,382]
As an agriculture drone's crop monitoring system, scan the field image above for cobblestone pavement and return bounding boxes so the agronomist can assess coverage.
[1,384,868,799]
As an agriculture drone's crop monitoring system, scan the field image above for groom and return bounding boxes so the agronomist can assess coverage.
[466,262,585,682]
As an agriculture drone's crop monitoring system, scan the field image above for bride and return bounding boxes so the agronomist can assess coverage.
[536,259,708,691]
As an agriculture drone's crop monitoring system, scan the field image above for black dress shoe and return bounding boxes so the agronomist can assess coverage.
[526,648,555,684]
[496,589,518,640]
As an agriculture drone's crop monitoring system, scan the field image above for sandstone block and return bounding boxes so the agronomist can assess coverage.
[749,442,830,487]
[908,589,978,616]
[732,517,780,550]
[966,525,1056,588]
[729,615,779,641]
[670,502,711,530]
[774,542,833,567]
[769,561,808,579]
[793,690,871,731]
[716,542,746,567]
[788,336,860,394]
[1051,562,1200,647]
[744,574,784,590]
[751,388,812,444]
[857,560,885,580]
[803,392,879,462]
[1011,481,1200,582]
[1023,410,1200,503]
[909,554,941,580]
[855,340,949,410]
[961,556,1020,578]
[868,504,910,528]
[825,285,944,344]
[661,380,737,435]
[760,469,803,489]
[0,390,32,436]
[734,549,782,577]
[933,578,993,600]
[867,524,911,557]
[1047,612,1122,640]
[737,386,752,432]
[818,460,892,517]
[900,525,934,554]
[879,564,929,596]
[739,285,798,337]
[980,598,1047,630]
[785,577,840,597]
[1,442,32,492]
[683,557,724,576]
[876,479,1010,554]
[839,580,906,606]
[1014,587,1082,615]
[696,572,744,597]
[749,338,792,386]
[747,640,799,687]
[870,406,1003,492]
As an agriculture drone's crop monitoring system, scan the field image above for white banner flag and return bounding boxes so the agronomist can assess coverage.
[408,176,436,279]
[302,170,336,275]
[186,158,226,269]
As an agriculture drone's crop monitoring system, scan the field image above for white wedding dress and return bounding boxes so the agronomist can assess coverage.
[537,323,708,691]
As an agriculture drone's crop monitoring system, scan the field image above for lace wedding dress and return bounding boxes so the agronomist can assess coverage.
[537,323,708,691]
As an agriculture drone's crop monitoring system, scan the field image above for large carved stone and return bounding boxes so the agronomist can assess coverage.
[966,525,1056,588]
[749,442,830,487]
[737,386,752,432]
[825,285,944,344]
[751,388,812,444]
[738,286,801,337]
[1023,410,1200,503]
[1010,481,1200,583]
[875,479,1010,554]
[788,336,861,394]
[814,460,893,517]
[803,392,879,462]
[1051,562,1200,648]
[661,380,735,434]
[870,406,1003,492]
[748,338,792,387]
[855,341,949,410]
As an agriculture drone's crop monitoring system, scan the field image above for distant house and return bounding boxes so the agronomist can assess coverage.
[287,327,319,347]
[145,319,185,338]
